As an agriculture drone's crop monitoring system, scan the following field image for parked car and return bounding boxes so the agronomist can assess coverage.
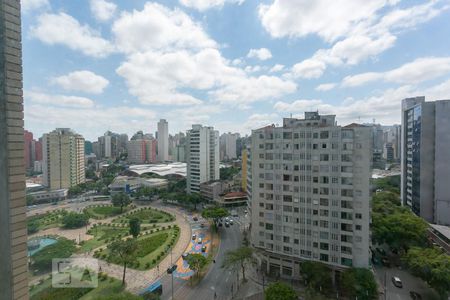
[193,216,198,221]
[381,257,391,267]
[200,223,205,228]
[198,238,202,244]
[218,222,223,227]
[409,291,422,300]
[229,220,234,225]
[192,234,196,240]
[182,253,189,259]
[392,276,403,288]
[225,222,230,227]
[201,246,207,252]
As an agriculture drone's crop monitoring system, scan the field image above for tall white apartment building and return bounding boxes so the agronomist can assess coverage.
[157,119,169,162]
[401,97,450,225]
[220,132,240,161]
[248,112,372,278]
[187,125,220,193]
[42,128,85,190]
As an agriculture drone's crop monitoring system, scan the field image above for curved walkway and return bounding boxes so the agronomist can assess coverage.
[70,204,192,292]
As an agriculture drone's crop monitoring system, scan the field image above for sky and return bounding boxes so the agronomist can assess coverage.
[22,0,450,141]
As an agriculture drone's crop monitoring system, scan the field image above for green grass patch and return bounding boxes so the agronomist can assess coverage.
[113,207,175,224]
[30,237,76,274]
[79,225,130,253]
[27,210,68,234]
[97,226,180,270]
[85,205,132,219]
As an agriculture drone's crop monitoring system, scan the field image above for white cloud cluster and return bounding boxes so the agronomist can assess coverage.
[259,0,448,79]
[247,48,272,61]
[274,77,450,125]
[342,57,450,87]
[31,13,115,58]
[179,0,244,11]
[52,70,109,94]
[113,3,296,106]
[316,83,337,92]
[26,91,95,108]
[90,0,117,21]
[22,0,49,12]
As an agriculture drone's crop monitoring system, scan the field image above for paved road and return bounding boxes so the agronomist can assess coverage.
[374,266,440,300]
[160,212,248,300]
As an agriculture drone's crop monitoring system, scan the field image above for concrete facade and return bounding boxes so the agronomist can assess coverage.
[42,128,85,190]
[0,1,29,298]
[186,125,220,193]
[401,97,450,225]
[157,119,169,162]
[248,113,372,278]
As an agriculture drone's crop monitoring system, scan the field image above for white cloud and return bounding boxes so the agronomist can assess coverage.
[343,57,450,87]
[179,0,245,11]
[113,4,296,106]
[112,2,217,54]
[22,0,49,12]
[274,77,450,125]
[243,113,280,131]
[259,0,398,42]
[291,59,326,79]
[247,48,272,61]
[52,71,109,94]
[90,0,117,21]
[31,13,114,58]
[265,1,447,79]
[25,103,157,141]
[269,64,284,73]
[316,83,337,91]
[25,91,95,108]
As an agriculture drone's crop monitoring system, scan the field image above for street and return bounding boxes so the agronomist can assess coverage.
[160,209,248,300]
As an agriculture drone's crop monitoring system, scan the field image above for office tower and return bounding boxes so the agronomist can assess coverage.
[0,1,29,298]
[186,125,220,193]
[24,130,33,168]
[104,134,112,157]
[383,143,394,162]
[158,119,169,162]
[401,97,450,225]
[127,139,156,164]
[92,141,100,158]
[241,149,248,192]
[220,132,240,161]
[85,140,93,155]
[383,125,401,161]
[248,112,372,277]
[175,144,186,162]
[118,133,128,155]
[42,128,86,189]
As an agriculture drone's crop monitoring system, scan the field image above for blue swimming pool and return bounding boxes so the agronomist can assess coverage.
[28,237,57,256]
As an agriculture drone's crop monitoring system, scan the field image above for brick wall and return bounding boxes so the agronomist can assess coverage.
[0,1,29,299]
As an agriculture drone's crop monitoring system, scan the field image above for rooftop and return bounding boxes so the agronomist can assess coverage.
[128,162,187,177]
[430,224,450,241]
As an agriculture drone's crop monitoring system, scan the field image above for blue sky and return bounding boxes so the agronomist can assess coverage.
[22,0,450,141]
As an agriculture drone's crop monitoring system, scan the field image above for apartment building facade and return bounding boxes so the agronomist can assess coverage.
[157,119,169,162]
[42,128,86,189]
[186,124,220,193]
[401,97,450,225]
[248,112,372,278]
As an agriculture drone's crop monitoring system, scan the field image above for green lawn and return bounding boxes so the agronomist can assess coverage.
[30,237,76,274]
[85,205,132,219]
[27,210,68,234]
[113,207,175,224]
[79,225,130,253]
[96,226,180,270]
[30,273,143,300]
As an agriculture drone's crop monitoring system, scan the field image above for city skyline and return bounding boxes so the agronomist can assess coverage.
[22,0,450,141]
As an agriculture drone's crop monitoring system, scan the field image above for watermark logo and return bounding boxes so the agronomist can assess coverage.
[52,258,99,288]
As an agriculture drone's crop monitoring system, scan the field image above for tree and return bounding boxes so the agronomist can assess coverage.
[222,246,255,282]
[341,268,378,300]
[300,261,331,292]
[26,194,35,206]
[202,207,229,224]
[265,282,297,300]
[129,217,141,238]
[186,193,203,210]
[403,247,450,298]
[68,185,83,196]
[220,166,240,180]
[108,239,138,285]
[186,253,208,278]
[112,192,131,213]
[62,212,89,229]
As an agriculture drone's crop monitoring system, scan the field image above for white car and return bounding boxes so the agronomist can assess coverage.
[198,238,202,244]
